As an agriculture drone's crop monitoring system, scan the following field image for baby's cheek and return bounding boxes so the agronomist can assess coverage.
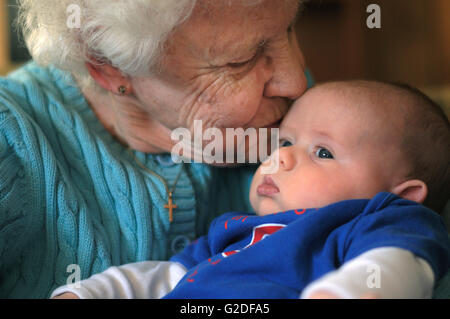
[307,176,354,207]
[280,171,338,210]
[249,171,262,212]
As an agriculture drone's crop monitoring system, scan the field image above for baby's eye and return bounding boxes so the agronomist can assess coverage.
[315,147,334,159]
[280,140,293,148]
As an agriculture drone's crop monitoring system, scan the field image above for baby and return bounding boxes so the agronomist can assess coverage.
[52,80,450,299]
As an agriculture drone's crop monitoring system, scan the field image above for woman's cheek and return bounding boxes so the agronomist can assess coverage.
[186,64,265,130]
[209,74,264,128]
[228,70,267,122]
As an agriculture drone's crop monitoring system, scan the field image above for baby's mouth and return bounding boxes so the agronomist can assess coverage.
[257,176,280,196]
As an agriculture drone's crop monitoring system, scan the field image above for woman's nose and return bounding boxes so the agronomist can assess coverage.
[263,32,308,100]
[278,146,296,171]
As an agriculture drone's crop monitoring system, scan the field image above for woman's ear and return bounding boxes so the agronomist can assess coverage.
[390,179,428,204]
[85,61,133,95]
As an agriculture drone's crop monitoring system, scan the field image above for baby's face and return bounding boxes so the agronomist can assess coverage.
[250,84,408,215]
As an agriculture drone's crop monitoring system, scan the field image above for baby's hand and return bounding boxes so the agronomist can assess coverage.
[307,290,380,299]
[308,291,340,299]
[52,292,80,299]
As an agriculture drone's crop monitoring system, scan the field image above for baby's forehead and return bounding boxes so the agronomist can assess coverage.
[285,81,408,142]
[297,81,408,121]
[310,80,400,102]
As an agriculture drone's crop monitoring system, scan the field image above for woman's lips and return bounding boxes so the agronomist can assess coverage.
[257,176,280,196]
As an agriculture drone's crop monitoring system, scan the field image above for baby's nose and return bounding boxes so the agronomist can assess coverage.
[278,147,295,171]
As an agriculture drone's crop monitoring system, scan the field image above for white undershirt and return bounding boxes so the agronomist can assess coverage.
[51,247,434,299]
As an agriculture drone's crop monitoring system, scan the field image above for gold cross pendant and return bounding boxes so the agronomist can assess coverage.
[164,192,177,223]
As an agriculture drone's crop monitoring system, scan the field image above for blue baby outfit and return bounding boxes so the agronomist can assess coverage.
[165,193,450,299]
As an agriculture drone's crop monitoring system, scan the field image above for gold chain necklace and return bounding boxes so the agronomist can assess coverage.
[127,149,184,223]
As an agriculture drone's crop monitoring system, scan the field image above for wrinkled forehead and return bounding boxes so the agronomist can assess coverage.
[179,0,301,59]
[195,0,300,18]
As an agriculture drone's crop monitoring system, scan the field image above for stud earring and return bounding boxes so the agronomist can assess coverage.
[118,85,127,95]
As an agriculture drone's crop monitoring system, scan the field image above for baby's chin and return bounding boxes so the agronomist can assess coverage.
[256,208,277,216]
[252,196,329,216]
[250,185,337,215]
[251,195,289,216]
[251,197,277,216]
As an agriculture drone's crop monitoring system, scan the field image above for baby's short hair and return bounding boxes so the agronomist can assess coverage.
[388,82,450,213]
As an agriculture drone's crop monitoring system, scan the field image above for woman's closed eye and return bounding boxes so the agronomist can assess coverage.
[227,41,266,68]
[227,57,255,68]
[314,147,334,159]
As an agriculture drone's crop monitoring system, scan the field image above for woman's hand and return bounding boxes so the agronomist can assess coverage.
[52,293,80,299]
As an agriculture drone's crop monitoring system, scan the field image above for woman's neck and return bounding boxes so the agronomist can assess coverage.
[81,86,175,154]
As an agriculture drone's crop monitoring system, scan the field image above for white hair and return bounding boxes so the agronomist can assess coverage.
[17,0,198,89]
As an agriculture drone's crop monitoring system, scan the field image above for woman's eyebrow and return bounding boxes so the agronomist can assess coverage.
[232,39,266,60]
[207,34,263,63]
[210,5,300,62]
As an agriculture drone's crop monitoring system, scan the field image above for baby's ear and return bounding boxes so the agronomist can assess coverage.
[391,180,428,204]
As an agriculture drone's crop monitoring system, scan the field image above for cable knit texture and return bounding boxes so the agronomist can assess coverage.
[0,62,256,298]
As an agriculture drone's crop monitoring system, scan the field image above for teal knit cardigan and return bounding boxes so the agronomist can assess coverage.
[0,62,256,298]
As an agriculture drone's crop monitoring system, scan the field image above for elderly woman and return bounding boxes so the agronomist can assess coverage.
[0,0,311,298]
